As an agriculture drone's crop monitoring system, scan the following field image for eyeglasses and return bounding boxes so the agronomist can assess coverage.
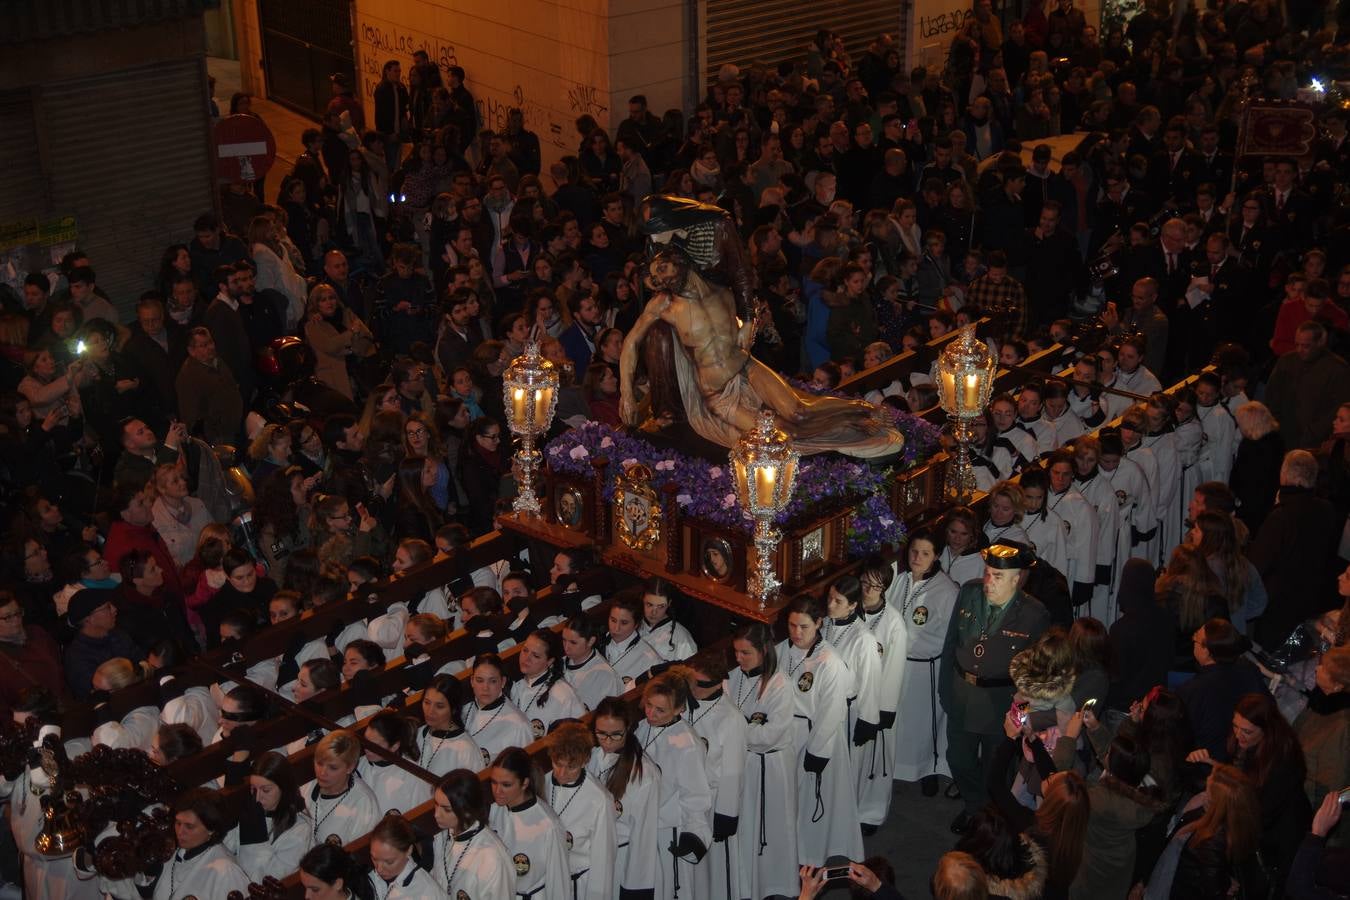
[407,427,429,439]
[482,432,502,441]
[593,730,627,741]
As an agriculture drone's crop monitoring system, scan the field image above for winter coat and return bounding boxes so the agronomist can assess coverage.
[304,310,375,400]
[1248,486,1340,649]
[1293,689,1350,809]
[1069,775,1168,900]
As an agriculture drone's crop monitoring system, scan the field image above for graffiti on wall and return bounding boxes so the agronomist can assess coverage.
[911,2,972,67]
[354,9,604,163]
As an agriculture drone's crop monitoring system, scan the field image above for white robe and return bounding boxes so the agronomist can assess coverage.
[1023,508,1070,583]
[640,617,699,663]
[587,748,662,899]
[510,673,587,741]
[939,548,984,589]
[777,638,864,865]
[1076,470,1125,621]
[416,724,485,779]
[1176,416,1205,537]
[888,569,959,781]
[367,855,443,899]
[1047,486,1100,601]
[563,651,624,711]
[464,698,535,766]
[727,668,799,899]
[858,600,907,823]
[433,823,516,900]
[635,717,712,900]
[490,797,570,900]
[686,693,747,900]
[224,811,313,884]
[1116,365,1162,397]
[983,520,1031,548]
[358,756,431,816]
[4,739,100,900]
[91,704,159,752]
[1017,416,1057,456]
[548,772,617,900]
[1044,408,1086,448]
[1100,457,1154,621]
[1196,401,1238,484]
[1142,429,1182,559]
[301,776,382,847]
[152,844,251,900]
[603,632,664,689]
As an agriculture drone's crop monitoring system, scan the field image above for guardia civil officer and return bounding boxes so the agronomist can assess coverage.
[938,540,1051,835]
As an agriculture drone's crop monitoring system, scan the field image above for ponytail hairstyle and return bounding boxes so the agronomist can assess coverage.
[524,629,565,708]
[251,751,305,841]
[564,614,605,650]
[827,574,863,620]
[435,769,489,832]
[607,587,644,641]
[300,843,376,900]
[424,673,466,730]
[366,710,418,760]
[731,622,777,698]
[490,746,542,801]
[641,577,684,651]
[592,696,645,800]
[370,813,419,864]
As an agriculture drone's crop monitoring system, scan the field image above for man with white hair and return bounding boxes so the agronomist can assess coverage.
[1248,449,1339,648]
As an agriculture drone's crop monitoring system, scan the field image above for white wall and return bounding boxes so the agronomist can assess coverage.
[353,0,611,170]
[609,0,694,125]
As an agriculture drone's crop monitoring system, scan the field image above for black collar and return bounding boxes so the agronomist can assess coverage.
[428,726,464,738]
[740,665,764,678]
[565,650,597,670]
[508,796,537,813]
[551,772,585,789]
[475,695,506,712]
[832,608,862,626]
[453,823,485,842]
[177,843,212,862]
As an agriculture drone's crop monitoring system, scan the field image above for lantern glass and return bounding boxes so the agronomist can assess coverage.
[730,410,799,518]
[503,343,560,438]
[931,325,996,419]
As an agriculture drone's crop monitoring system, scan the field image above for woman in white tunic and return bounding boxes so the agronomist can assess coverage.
[1143,393,1185,556]
[361,712,431,815]
[1045,453,1102,609]
[680,651,747,900]
[604,591,664,688]
[153,789,251,900]
[367,539,452,655]
[1017,470,1070,584]
[727,623,798,899]
[1194,372,1238,483]
[302,730,382,848]
[489,747,571,900]
[588,697,662,900]
[640,576,699,663]
[562,616,623,710]
[821,577,881,815]
[939,507,986,588]
[510,629,587,741]
[366,815,443,899]
[224,751,313,883]
[433,769,516,900]
[418,673,486,778]
[544,722,617,900]
[887,527,960,789]
[857,557,908,829]
[982,482,1032,549]
[1173,388,1205,538]
[464,654,535,766]
[297,843,377,898]
[1099,430,1155,615]
[635,670,713,900]
[1073,437,1125,622]
[777,595,864,866]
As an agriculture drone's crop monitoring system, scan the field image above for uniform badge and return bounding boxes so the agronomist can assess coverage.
[973,642,986,658]
[481,748,491,766]
[458,891,471,900]
[615,799,623,814]
[1063,520,1072,535]
[388,808,400,816]
[622,676,634,686]
[565,831,574,849]
[1114,489,1127,507]
[531,719,545,739]
[912,605,929,626]
[699,736,709,752]
[748,712,767,725]
[797,671,814,692]
[876,641,885,656]
[513,853,531,876]
[326,833,343,846]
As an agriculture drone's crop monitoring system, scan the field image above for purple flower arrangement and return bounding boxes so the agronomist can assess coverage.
[544,419,933,557]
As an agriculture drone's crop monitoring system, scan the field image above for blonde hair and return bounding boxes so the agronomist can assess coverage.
[248,423,289,462]
[196,522,232,552]
[305,282,341,320]
[94,657,140,691]
[1234,401,1279,440]
[987,481,1026,523]
[932,851,989,900]
[315,730,361,766]
[407,613,447,643]
[1320,645,1350,690]
[545,721,594,765]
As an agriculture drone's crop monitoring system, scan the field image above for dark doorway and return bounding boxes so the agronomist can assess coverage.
[258,0,356,119]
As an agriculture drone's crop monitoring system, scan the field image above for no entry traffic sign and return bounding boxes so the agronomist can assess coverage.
[214,114,277,184]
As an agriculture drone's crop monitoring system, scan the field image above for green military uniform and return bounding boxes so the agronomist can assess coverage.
[938,545,1051,822]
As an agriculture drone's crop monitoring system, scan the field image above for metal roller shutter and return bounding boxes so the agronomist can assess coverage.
[706,0,906,83]
[40,58,214,316]
[0,92,42,221]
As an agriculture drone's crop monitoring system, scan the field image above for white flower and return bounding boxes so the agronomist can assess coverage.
[568,446,589,460]
[880,517,895,528]
[621,458,638,469]
[600,436,614,449]
[655,459,675,471]
[676,494,692,506]
[708,466,723,479]
[722,492,737,509]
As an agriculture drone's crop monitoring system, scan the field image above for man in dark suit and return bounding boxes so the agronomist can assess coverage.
[1263,157,1315,248]
[1090,170,1157,257]
[202,262,257,405]
[124,295,187,417]
[1183,232,1249,367]
[1145,119,1203,207]
[1197,125,1234,192]
[1024,201,1083,326]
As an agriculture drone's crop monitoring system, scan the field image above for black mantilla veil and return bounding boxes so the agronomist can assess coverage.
[638,194,754,325]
